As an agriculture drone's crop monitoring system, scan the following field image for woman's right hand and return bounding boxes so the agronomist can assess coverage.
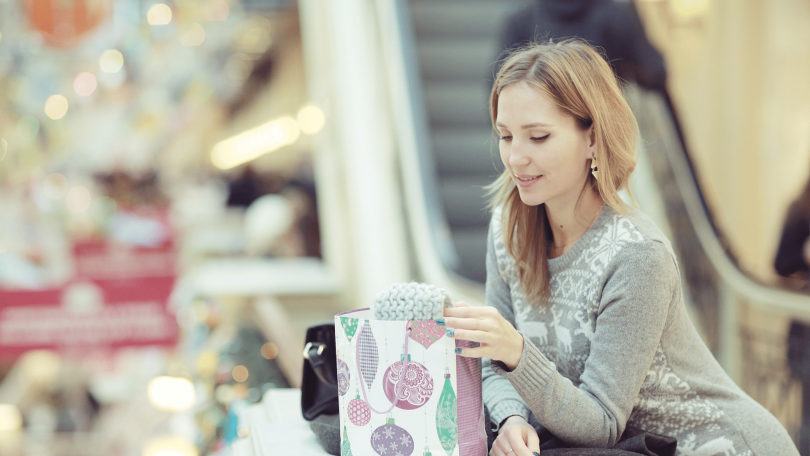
[490,415,540,456]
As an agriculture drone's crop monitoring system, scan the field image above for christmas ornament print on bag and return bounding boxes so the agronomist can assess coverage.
[382,358,434,410]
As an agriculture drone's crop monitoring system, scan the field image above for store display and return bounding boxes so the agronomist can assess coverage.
[0,1,316,454]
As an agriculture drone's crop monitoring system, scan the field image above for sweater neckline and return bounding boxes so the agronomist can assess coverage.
[547,204,613,273]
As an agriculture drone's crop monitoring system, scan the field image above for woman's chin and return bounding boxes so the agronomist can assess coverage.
[517,192,544,207]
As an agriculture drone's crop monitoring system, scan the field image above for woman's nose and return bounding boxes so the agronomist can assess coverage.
[508,142,531,167]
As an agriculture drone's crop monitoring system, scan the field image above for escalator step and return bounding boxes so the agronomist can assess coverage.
[432,127,502,176]
[417,38,499,82]
[410,0,525,40]
[424,81,490,126]
[440,177,493,227]
[451,227,490,284]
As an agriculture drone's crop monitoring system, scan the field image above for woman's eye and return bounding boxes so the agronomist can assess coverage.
[499,136,512,141]
[531,134,550,142]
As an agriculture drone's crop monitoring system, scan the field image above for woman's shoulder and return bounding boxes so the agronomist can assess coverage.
[596,205,675,254]
[583,205,678,275]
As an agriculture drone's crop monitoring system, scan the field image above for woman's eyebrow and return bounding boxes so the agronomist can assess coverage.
[495,122,553,129]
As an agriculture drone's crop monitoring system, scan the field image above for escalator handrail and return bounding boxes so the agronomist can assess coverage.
[651,89,810,321]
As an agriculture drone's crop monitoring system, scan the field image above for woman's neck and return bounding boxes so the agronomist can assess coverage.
[546,188,604,259]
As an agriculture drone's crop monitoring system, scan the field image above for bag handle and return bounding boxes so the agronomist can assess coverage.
[356,322,412,415]
[303,342,336,386]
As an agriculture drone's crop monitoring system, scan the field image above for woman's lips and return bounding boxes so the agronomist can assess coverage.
[514,174,542,188]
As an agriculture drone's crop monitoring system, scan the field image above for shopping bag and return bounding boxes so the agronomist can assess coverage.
[335,308,487,456]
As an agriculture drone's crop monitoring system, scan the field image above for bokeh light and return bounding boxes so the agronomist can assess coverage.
[672,0,709,20]
[196,350,218,377]
[0,138,7,160]
[236,23,272,54]
[231,383,247,398]
[66,186,92,213]
[43,173,69,199]
[0,404,22,432]
[180,23,206,47]
[19,350,61,385]
[203,0,229,22]
[148,377,195,411]
[278,116,301,143]
[232,365,249,383]
[214,384,232,404]
[147,4,173,25]
[260,342,278,360]
[44,95,69,120]
[297,105,326,135]
[74,72,98,97]
[142,435,198,456]
[211,116,301,169]
[99,49,124,73]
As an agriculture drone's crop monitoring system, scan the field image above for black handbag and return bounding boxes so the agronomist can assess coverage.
[301,322,340,420]
[301,322,341,455]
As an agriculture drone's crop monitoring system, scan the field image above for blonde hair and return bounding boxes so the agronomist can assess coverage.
[488,39,638,305]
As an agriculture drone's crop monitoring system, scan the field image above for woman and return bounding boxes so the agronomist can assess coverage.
[439,40,798,456]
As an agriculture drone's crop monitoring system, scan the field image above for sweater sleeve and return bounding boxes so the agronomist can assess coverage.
[482,218,532,431]
[490,240,677,448]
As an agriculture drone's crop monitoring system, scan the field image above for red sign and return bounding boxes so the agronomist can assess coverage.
[0,209,180,358]
[0,277,178,359]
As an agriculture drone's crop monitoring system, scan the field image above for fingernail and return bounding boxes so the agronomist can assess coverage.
[454,348,462,354]
[436,318,445,325]
[533,452,540,456]
[445,329,455,337]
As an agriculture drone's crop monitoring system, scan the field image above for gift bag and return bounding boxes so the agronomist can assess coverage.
[335,308,487,456]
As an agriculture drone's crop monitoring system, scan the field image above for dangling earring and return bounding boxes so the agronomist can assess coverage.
[590,158,599,181]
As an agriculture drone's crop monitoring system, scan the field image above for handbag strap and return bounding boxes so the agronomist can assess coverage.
[356,322,412,415]
[304,342,335,386]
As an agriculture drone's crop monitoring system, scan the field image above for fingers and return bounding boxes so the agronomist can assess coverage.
[492,435,512,456]
[446,328,491,344]
[444,305,500,319]
[442,301,470,318]
[454,345,486,358]
[505,429,534,456]
[441,316,491,331]
[527,429,541,455]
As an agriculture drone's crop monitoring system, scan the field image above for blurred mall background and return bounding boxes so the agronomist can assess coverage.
[0,0,810,455]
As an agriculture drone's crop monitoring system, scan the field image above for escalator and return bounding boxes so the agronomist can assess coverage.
[408,1,525,283]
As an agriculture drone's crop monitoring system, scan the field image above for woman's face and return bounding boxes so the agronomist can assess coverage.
[496,81,595,208]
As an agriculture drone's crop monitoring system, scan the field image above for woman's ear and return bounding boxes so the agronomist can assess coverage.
[586,126,597,158]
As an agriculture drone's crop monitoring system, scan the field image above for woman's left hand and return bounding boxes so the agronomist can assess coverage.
[440,302,524,371]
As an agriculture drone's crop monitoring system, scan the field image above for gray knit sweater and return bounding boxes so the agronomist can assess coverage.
[483,204,798,456]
